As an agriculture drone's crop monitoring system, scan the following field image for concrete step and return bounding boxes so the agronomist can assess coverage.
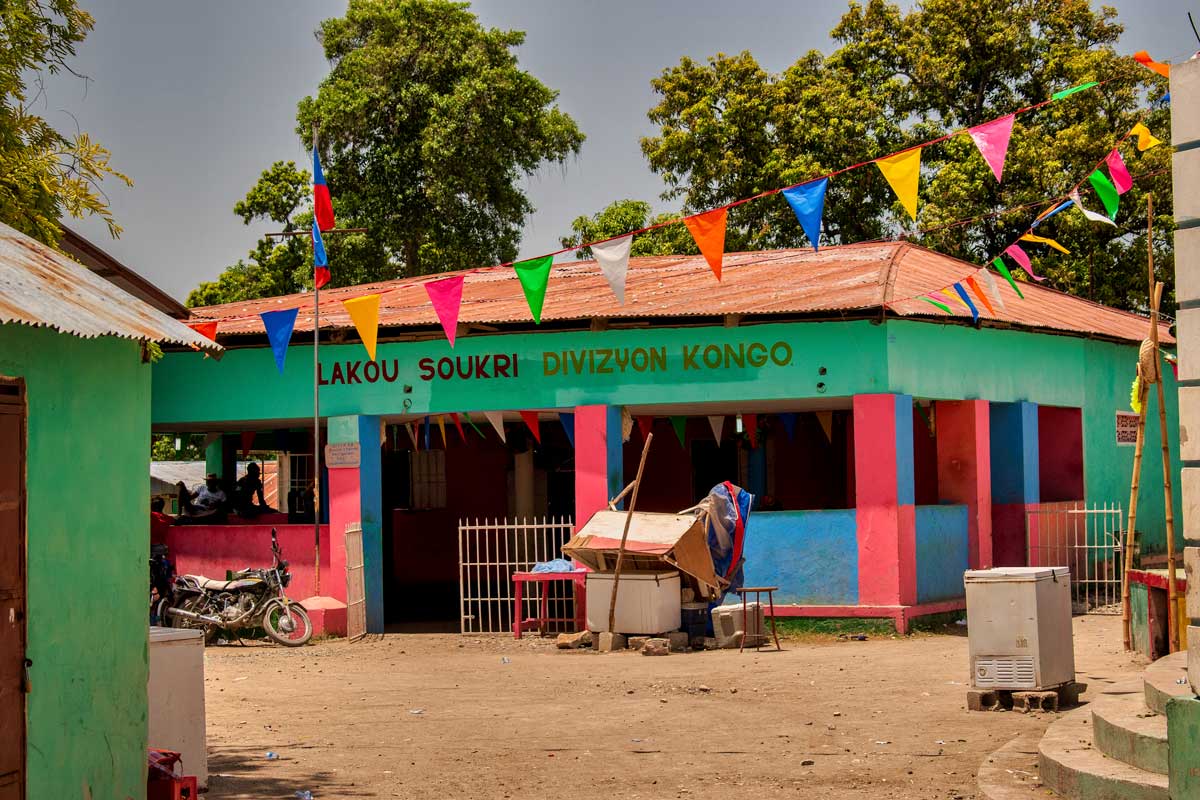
[1038,705,1169,800]
[1091,690,1169,775]
[977,730,1046,799]
[1142,651,1191,714]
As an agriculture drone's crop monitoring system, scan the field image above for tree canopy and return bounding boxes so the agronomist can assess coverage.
[559,199,697,259]
[191,0,584,306]
[629,0,1170,312]
[0,0,130,247]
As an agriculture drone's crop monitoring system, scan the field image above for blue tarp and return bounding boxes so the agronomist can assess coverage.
[704,482,753,602]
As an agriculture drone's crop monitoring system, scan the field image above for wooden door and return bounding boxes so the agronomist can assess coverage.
[0,378,26,799]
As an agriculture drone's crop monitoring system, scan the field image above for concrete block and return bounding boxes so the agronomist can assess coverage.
[1013,690,1058,713]
[300,595,347,638]
[627,636,649,651]
[1183,475,1200,545]
[597,632,626,652]
[1174,60,1200,147]
[667,631,689,652]
[1180,387,1200,463]
[1167,695,1200,798]
[641,637,670,656]
[967,688,1000,712]
[1180,310,1200,383]
[1173,151,1200,225]
[1175,227,1200,307]
[1186,548,1200,622]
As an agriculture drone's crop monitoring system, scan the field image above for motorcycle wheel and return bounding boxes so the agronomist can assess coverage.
[262,601,313,647]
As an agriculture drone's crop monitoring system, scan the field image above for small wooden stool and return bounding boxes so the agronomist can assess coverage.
[734,586,782,652]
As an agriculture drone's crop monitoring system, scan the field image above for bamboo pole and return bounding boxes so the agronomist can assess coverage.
[1122,379,1149,651]
[607,433,653,633]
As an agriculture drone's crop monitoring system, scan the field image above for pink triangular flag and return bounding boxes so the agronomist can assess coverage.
[1105,149,1133,195]
[424,276,465,347]
[968,114,1015,183]
[1004,242,1045,282]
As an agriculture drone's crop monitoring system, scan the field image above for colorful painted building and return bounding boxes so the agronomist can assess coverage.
[152,241,1181,634]
[0,223,219,799]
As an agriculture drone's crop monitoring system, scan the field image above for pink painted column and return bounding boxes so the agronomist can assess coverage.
[574,405,624,529]
[854,394,917,607]
[324,467,357,604]
[935,400,993,569]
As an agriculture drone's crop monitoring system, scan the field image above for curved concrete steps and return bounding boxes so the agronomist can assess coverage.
[1142,651,1191,715]
[1038,704,1169,800]
[1091,690,1169,775]
[977,730,1045,799]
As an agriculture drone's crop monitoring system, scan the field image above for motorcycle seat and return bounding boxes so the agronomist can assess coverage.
[182,574,263,591]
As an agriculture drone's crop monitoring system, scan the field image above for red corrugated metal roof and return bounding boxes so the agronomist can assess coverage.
[188,241,1169,345]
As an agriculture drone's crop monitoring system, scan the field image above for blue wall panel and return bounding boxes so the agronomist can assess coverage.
[915,505,969,603]
[743,510,858,605]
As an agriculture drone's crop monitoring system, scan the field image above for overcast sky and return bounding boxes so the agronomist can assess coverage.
[41,0,1200,301]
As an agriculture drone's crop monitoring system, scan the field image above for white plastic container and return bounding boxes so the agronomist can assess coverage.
[149,626,207,787]
[586,571,681,634]
[711,602,767,648]
[964,566,1074,690]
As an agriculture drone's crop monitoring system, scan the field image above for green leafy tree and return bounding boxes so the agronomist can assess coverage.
[636,0,1170,311]
[559,199,697,259]
[151,433,206,462]
[0,0,131,246]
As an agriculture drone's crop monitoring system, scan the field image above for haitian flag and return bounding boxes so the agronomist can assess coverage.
[312,219,330,290]
[313,149,335,232]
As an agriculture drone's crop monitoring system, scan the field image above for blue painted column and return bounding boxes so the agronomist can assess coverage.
[327,414,384,632]
[989,401,1039,567]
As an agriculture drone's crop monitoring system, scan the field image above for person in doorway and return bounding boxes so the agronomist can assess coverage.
[175,473,228,523]
[150,497,173,545]
[234,462,274,518]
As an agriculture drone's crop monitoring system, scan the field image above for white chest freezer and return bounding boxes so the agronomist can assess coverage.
[964,566,1075,690]
[586,571,681,634]
[149,626,207,787]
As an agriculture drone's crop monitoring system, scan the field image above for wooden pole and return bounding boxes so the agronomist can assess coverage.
[1122,379,1149,651]
[607,433,653,633]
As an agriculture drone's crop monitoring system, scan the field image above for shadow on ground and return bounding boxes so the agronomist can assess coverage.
[207,744,373,799]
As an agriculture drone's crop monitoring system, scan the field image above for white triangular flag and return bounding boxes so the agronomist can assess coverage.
[977,267,1006,313]
[1070,190,1116,227]
[405,422,419,449]
[592,234,632,304]
[707,415,725,441]
[484,411,507,443]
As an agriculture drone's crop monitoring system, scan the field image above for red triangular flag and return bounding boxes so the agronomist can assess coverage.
[683,208,728,280]
[424,276,465,347]
[520,411,541,443]
[240,431,256,459]
[636,416,654,442]
[744,413,759,449]
[187,321,218,342]
[450,412,467,442]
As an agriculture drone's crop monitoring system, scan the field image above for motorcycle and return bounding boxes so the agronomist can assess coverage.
[159,529,313,647]
[149,543,174,625]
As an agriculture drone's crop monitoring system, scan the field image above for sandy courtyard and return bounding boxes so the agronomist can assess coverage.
[199,615,1142,799]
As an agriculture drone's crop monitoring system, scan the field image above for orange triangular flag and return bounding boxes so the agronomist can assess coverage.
[964,275,996,316]
[683,208,728,280]
[1133,51,1170,79]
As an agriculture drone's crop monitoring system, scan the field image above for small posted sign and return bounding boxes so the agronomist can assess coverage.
[1115,411,1139,446]
[325,442,361,468]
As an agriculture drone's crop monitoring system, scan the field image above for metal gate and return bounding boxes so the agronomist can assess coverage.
[458,517,574,634]
[344,523,366,641]
[1026,501,1123,613]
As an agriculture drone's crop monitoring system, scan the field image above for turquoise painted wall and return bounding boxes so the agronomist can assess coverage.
[915,505,969,603]
[742,510,858,604]
[152,316,1182,554]
[0,324,148,800]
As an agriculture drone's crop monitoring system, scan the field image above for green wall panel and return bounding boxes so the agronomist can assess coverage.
[0,324,149,800]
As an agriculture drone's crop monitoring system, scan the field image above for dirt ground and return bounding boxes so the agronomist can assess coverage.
[200,615,1143,800]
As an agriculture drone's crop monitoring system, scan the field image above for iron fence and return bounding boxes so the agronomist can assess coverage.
[1026,501,1124,613]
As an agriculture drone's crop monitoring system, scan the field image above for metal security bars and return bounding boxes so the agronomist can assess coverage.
[458,517,575,635]
[1026,502,1124,613]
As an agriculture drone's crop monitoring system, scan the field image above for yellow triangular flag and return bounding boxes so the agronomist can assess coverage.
[941,287,968,310]
[1130,122,1162,152]
[816,411,833,444]
[436,415,447,448]
[1020,233,1070,254]
[875,148,921,220]
[342,294,381,360]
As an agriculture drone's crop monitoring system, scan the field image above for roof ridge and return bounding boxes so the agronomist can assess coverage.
[879,241,911,305]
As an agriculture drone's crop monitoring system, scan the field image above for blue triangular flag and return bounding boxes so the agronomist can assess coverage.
[779,412,797,441]
[952,283,980,323]
[781,177,828,251]
[559,412,575,448]
[260,307,299,375]
[424,415,431,450]
[312,218,328,267]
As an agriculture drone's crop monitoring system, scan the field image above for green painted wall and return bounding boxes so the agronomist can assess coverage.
[0,324,148,800]
[152,316,1182,552]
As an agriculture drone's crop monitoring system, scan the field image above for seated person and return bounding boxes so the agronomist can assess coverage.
[150,497,173,545]
[234,462,275,518]
[175,473,228,524]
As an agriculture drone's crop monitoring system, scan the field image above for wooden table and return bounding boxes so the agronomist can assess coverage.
[512,570,588,639]
[734,586,782,652]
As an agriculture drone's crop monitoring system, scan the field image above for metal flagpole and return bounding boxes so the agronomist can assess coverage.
[312,123,322,596]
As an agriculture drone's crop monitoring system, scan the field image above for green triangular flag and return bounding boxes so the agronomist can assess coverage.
[992,257,1024,300]
[1088,170,1119,220]
[513,255,553,324]
[1051,81,1098,101]
[920,296,952,314]
[670,416,687,447]
[462,412,484,438]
